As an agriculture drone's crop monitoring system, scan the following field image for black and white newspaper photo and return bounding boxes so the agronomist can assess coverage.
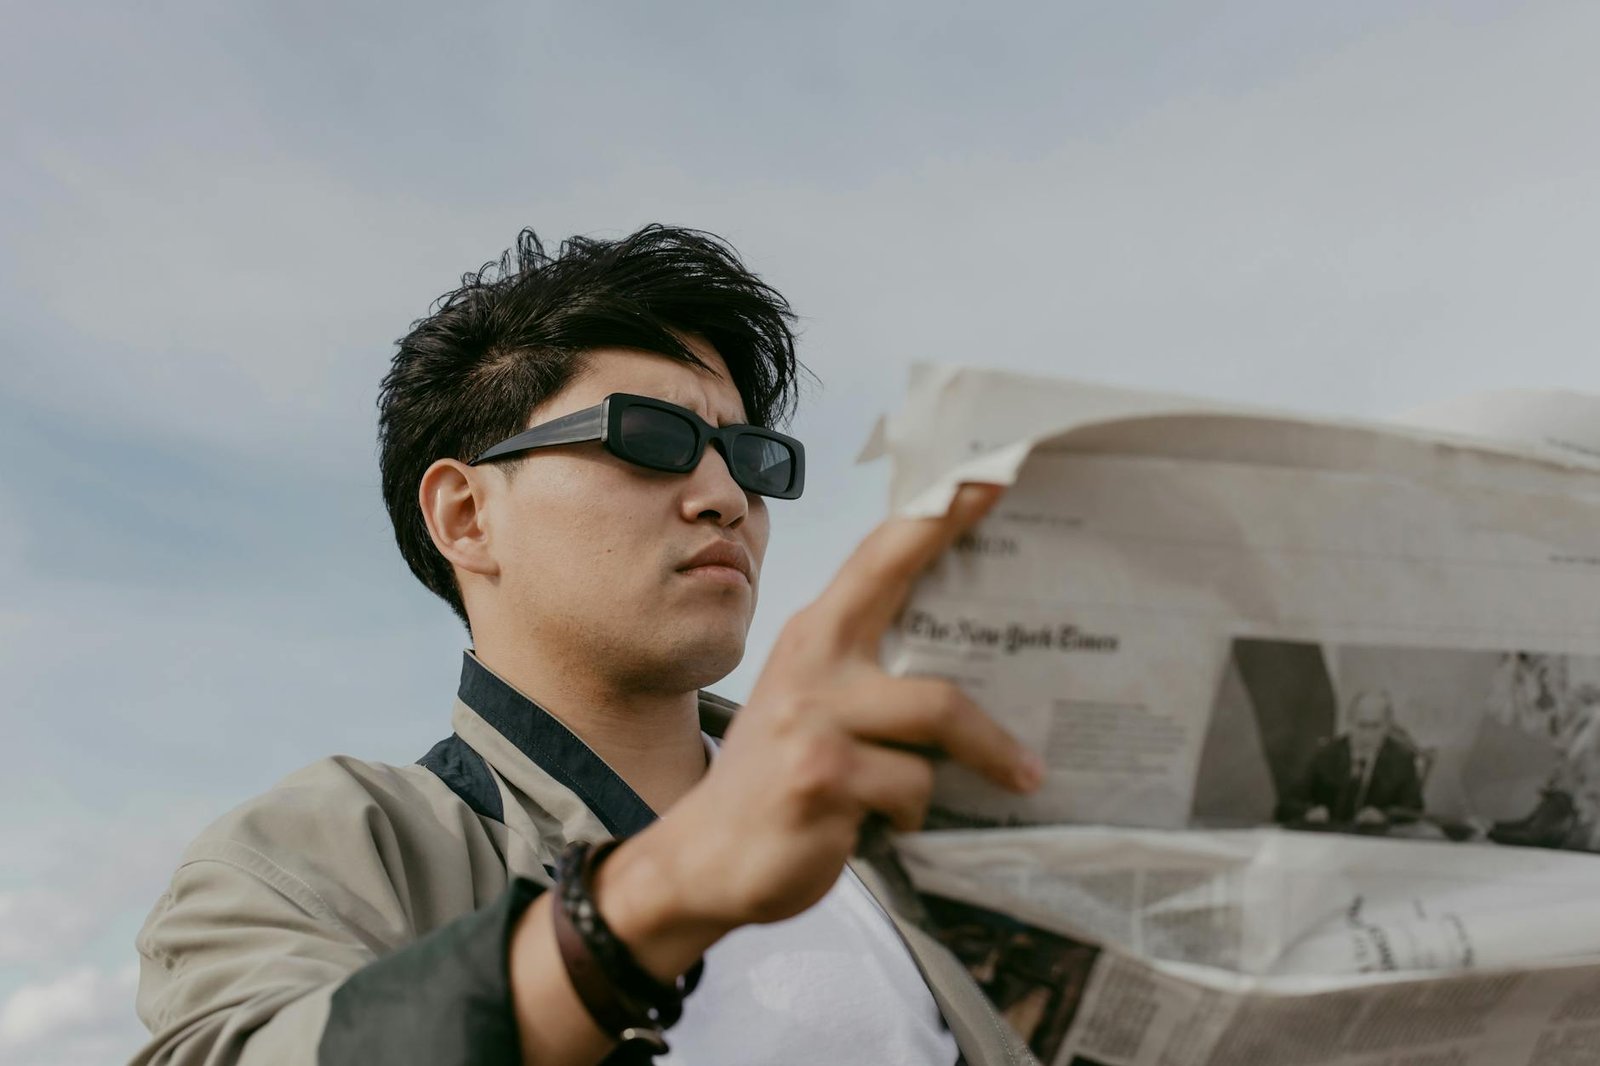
[1195,641,1600,853]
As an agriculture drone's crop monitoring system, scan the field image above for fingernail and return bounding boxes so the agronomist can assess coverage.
[1014,751,1045,792]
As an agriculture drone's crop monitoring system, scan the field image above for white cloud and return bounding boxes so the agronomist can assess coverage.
[12,4,1600,475]
[0,894,99,968]
[0,804,214,966]
[0,964,142,1065]
[8,144,509,466]
[648,7,1600,415]
[5,3,1599,763]
[4,9,1600,1063]
[0,810,220,1065]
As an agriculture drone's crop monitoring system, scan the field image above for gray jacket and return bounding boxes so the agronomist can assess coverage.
[132,652,1031,1065]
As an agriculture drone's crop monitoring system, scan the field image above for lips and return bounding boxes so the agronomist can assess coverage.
[678,539,753,583]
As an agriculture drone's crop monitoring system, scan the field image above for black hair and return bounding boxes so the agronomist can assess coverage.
[377,224,804,626]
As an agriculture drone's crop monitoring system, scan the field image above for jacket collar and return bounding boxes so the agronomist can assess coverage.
[451,655,1014,1063]
[454,651,658,838]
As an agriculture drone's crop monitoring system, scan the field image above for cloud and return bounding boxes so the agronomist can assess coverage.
[0,894,100,969]
[0,811,221,1066]
[737,4,1600,422]
[0,964,143,1064]
[5,143,507,468]
[0,802,217,969]
[4,7,1600,1064]
[3,0,1598,806]
[9,3,1600,479]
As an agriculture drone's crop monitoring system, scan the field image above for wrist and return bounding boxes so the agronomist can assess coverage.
[592,821,734,983]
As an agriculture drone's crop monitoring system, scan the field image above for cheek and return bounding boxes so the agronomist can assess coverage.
[746,498,773,567]
[503,471,641,577]
[541,479,693,596]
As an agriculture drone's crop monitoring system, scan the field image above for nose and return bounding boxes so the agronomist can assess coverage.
[679,442,749,528]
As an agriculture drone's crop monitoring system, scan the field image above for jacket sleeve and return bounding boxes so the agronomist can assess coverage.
[1378,743,1426,819]
[1277,740,1333,822]
[131,762,542,1066]
[132,837,543,1066]
[321,877,541,1062]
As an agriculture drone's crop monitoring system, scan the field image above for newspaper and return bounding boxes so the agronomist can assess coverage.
[896,828,1600,1066]
[868,366,1600,1065]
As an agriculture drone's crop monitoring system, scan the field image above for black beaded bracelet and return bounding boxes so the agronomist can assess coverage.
[552,840,704,1056]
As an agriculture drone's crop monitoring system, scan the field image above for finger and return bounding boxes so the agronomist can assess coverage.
[814,482,1003,644]
[838,675,1043,793]
[847,744,936,833]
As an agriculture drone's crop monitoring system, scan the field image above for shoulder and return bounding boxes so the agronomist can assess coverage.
[190,755,466,853]
[1378,736,1418,765]
[170,755,505,933]
[1311,735,1349,760]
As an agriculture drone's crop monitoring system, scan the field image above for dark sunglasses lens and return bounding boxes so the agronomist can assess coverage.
[730,434,796,495]
[618,405,700,468]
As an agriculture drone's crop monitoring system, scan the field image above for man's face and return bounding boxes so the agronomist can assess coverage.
[480,341,771,693]
[1348,694,1390,761]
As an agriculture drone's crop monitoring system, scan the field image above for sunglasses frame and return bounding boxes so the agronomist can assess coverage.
[469,392,806,500]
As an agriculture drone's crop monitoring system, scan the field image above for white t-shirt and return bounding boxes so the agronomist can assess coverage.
[660,867,961,1065]
[659,737,960,1064]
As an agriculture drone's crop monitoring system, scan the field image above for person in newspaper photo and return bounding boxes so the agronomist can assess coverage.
[1279,690,1425,831]
[1489,653,1600,850]
[128,225,1048,1066]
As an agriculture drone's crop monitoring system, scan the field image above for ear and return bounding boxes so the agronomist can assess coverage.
[419,458,500,579]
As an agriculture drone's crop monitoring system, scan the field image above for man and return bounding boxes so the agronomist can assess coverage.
[1283,690,1424,829]
[132,226,1044,1065]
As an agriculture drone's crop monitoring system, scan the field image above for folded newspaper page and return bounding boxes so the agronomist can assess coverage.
[896,828,1600,1066]
[869,365,1600,1065]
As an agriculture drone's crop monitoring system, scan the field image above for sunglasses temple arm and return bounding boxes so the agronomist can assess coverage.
[469,406,606,464]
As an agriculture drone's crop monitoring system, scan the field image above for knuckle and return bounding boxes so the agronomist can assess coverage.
[770,690,825,734]
[764,691,800,730]
[771,620,809,660]
[775,607,838,660]
[903,759,936,806]
[921,680,968,732]
[896,781,934,832]
[787,732,851,804]
[781,606,819,639]
[879,758,935,833]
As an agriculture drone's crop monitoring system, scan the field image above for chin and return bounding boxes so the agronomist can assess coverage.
[650,627,748,692]
[677,642,747,691]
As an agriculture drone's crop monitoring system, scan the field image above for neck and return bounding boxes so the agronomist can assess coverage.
[470,634,709,815]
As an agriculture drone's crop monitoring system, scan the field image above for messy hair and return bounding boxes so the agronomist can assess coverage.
[377,225,803,625]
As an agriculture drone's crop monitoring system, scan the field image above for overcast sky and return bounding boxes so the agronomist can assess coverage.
[6,2,1600,1061]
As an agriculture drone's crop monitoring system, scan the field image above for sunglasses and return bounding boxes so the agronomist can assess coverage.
[470,393,806,500]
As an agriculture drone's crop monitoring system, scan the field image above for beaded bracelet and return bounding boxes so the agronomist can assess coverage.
[552,839,704,1057]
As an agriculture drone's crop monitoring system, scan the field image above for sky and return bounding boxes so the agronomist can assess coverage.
[5,2,1600,1061]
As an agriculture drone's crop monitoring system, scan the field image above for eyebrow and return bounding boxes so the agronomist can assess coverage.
[657,394,749,428]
